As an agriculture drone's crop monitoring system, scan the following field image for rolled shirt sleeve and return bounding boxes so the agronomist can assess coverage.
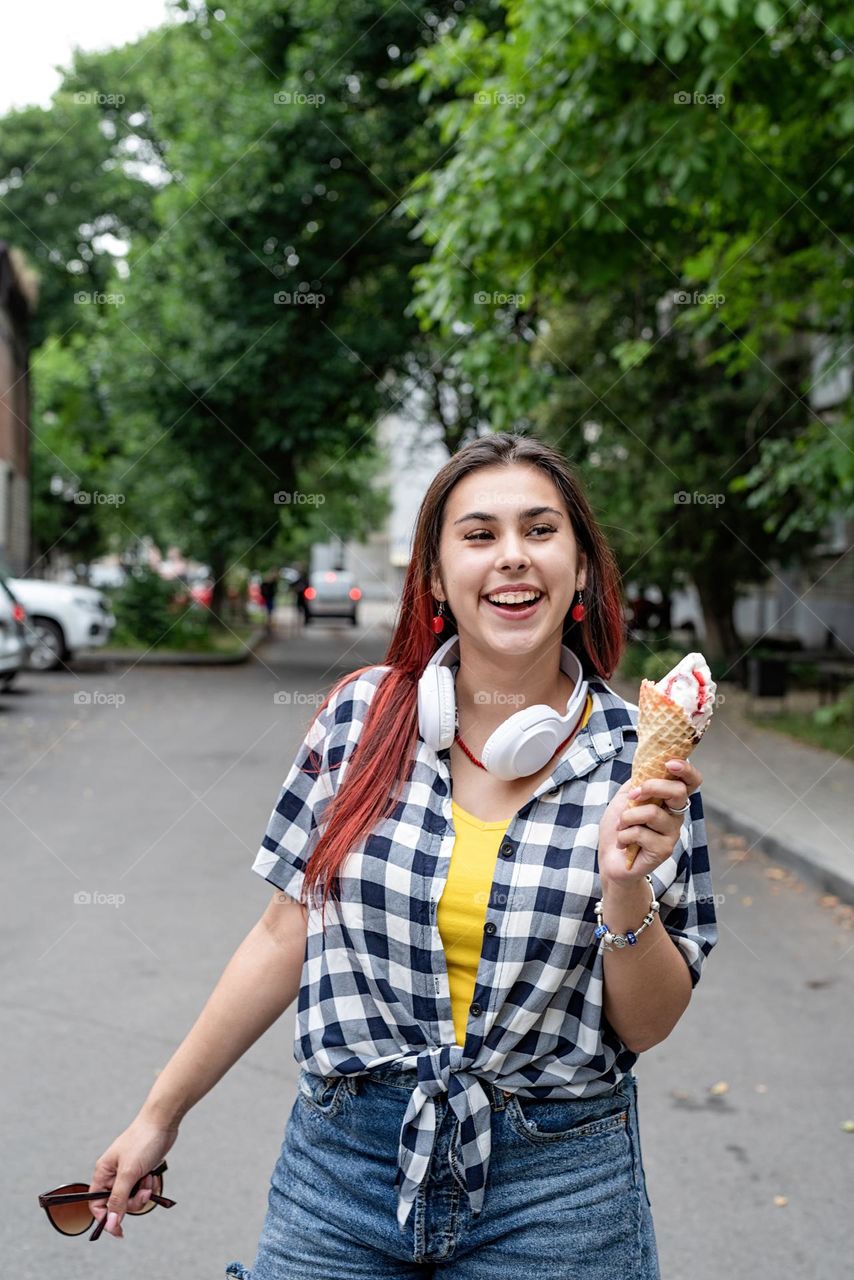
[251,684,351,904]
[649,788,718,989]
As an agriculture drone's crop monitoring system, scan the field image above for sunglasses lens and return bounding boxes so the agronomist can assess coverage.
[127,1171,162,1216]
[45,1184,94,1236]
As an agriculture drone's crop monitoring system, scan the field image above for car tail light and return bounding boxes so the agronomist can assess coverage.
[304,586,317,600]
[12,604,26,623]
[348,588,361,601]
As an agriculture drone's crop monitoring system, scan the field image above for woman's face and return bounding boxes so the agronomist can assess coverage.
[433,463,586,659]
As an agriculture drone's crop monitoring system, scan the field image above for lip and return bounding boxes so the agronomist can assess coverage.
[482,594,545,621]
[481,583,543,597]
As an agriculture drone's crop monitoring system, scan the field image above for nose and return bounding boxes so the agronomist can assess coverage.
[496,536,530,572]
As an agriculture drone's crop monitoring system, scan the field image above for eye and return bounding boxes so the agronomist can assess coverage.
[463,525,556,541]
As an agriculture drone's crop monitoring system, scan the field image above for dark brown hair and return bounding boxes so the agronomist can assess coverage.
[297,433,626,923]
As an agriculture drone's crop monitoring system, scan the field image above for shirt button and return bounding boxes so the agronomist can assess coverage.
[499,841,514,858]
[470,1003,482,1017]
[484,921,496,935]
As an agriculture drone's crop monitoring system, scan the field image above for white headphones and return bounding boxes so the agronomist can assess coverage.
[417,633,590,781]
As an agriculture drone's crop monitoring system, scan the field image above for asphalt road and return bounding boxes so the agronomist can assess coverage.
[3,618,852,1278]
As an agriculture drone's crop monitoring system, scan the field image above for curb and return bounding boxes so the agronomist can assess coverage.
[700,794,854,907]
[87,625,269,667]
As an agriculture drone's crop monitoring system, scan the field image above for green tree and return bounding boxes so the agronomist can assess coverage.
[1,0,499,607]
[0,96,156,346]
[399,0,853,659]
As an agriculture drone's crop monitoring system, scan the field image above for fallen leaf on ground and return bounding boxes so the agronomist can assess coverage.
[709,1081,729,1096]
[742,896,753,906]
[773,1196,788,1207]
[820,895,841,908]
[841,1120,854,1133]
[755,1084,768,1093]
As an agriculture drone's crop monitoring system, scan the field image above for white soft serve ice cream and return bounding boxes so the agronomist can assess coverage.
[655,652,716,735]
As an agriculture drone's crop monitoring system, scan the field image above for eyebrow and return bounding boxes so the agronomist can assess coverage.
[453,506,564,525]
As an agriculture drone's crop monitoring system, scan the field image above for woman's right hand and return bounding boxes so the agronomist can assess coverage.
[87,1112,180,1238]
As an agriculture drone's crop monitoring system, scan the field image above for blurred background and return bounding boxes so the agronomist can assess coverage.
[2,2,852,1278]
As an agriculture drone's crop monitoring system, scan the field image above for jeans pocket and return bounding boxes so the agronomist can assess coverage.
[297,1069,350,1120]
[628,1074,653,1209]
[506,1088,630,1145]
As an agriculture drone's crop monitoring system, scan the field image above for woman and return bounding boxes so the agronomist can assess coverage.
[87,434,717,1277]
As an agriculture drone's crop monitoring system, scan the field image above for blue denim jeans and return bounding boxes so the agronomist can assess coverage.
[225,1062,660,1278]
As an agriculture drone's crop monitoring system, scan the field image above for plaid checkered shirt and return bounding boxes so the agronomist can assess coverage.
[251,665,718,1231]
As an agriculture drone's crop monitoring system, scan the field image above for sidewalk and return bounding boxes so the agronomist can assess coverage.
[610,675,853,905]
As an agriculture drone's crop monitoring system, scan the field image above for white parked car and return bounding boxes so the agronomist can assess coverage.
[0,579,27,688]
[7,578,116,671]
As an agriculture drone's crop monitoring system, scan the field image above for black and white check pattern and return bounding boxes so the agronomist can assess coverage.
[252,665,718,1231]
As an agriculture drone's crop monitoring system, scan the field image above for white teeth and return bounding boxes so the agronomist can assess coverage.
[486,591,541,605]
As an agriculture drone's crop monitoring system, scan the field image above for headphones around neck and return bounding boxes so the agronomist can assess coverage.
[417,634,590,781]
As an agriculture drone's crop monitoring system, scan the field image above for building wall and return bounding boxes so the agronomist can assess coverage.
[312,402,449,600]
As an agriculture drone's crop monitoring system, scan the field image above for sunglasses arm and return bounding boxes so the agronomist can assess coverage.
[89,1213,108,1242]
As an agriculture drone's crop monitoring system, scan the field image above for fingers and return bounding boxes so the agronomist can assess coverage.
[98,1173,140,1237]
[617,825,672,858]
[88,1164,113,1224]
[89,1179,151,1239]
[105,1212,124,1238]
[620,801,670,832]
[127,1184,153,1212]
[629,777,691,809]
[666,759,702,791]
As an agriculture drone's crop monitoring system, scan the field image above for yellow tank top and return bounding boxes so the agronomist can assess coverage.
[438,693,593,1046]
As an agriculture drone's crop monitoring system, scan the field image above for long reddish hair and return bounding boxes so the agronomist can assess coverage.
[298,433,626,926]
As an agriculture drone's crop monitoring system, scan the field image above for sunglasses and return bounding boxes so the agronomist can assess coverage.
[38,1160,176,1240]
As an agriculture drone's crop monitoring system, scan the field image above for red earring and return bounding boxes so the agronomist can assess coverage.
[431,601,446,635]
[571,590,585,622]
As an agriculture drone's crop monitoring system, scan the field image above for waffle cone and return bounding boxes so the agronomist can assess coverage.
[624,679,703,870]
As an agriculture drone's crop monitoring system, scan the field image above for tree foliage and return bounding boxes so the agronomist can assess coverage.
[0,0,497,598]
[399,0,853,656]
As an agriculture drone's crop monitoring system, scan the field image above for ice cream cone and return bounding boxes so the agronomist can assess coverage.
[624,678,704,870]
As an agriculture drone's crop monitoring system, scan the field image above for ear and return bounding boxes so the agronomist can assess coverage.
[576,554,587,595]
[430,572,444,603]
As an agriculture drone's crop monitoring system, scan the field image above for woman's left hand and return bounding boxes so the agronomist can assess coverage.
[597,759,703,887]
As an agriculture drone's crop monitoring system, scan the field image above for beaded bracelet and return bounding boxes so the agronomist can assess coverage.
[594,874,661,951]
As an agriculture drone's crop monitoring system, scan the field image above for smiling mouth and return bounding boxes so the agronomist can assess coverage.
[483,593,545,617]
